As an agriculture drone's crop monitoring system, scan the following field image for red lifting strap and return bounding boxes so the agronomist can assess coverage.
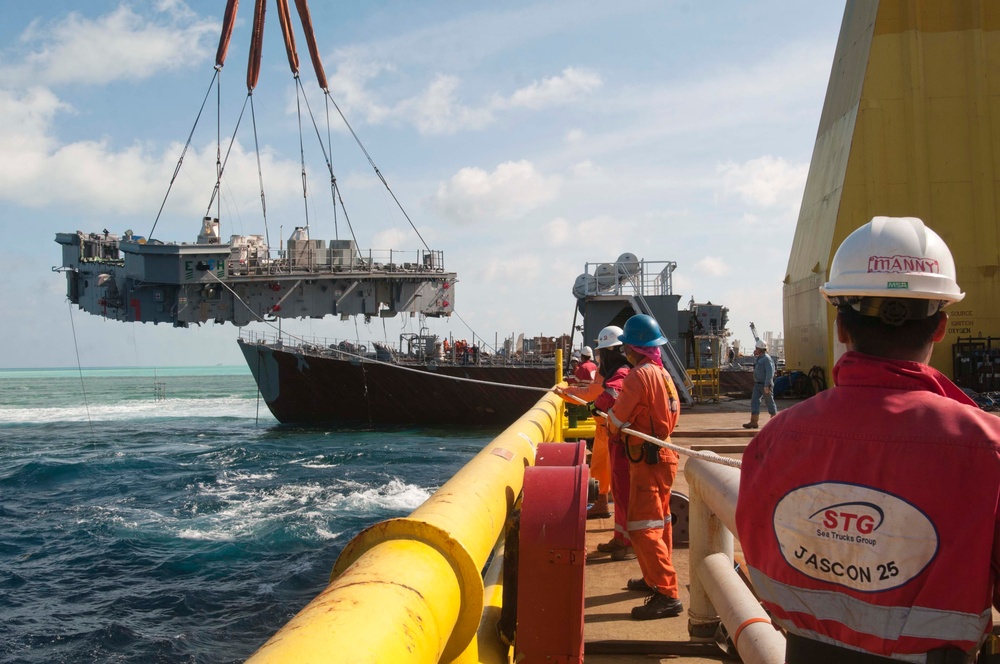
[246,0,267,91]
[215,0,240,68]
[275,0,300,75]
[294,0,329,91]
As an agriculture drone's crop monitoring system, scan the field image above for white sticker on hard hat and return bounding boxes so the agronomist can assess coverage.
[773,483,937,592]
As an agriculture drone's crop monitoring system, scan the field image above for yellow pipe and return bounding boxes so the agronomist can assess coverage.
[449,537,510,664]
[245,391,562,664]
[562,424,596,440]
[250,538,461,662]
[554,348,564,443]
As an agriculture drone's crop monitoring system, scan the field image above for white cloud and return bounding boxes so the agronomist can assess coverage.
[496,67,602,110]
[695,256,731,277]
[398,74,495,135]
[545,217,571,246]
[0,5,217,87]
[325,60,396,126]
[326,63,602,135]
[371,227,408,249]
[716,155,808,208]
[565,128,585,143]
[430,160,560,225]
[0,87,65,155]
[480,253,543,286]
[0,86,302,223]
[570,160,601,178]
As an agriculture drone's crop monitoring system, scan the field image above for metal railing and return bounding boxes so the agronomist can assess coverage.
[238,329,560,368]
[685,456,785,663]
[225,246,447,278]
[580,259,676,297]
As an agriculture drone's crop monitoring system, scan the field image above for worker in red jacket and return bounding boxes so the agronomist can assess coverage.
[737,216,1000,662]
[575,346,598,383]
[607,314,683,621]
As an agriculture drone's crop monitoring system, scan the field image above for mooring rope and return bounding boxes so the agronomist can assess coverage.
[206,272,745,467]
[559,390,743,468]
[67,302,96,438]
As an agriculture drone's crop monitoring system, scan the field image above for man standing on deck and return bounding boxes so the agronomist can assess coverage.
[736,216,1000,662]
[607,314,683,621]
[742,338,777,429]
[575,346,598,383]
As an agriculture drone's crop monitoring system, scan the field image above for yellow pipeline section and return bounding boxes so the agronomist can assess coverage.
[245,389,562,664]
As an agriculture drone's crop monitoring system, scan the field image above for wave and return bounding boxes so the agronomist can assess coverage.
[87,474,435,544]
[0,396,274,425]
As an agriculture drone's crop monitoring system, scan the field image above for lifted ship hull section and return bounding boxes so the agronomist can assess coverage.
[55,230,455,327]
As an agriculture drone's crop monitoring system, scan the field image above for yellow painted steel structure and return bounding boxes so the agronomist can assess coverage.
[785,0,1000,378]
[245,367,563,664]
[687,335,722,402]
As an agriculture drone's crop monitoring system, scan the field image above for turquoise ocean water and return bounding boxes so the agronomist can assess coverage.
[0,366,493,663]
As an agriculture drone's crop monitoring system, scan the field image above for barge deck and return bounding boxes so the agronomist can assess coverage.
[582,399,750,664]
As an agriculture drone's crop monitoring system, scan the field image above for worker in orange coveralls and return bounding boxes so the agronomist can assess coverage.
[554,352,612,520]
[590,325,635,560]
[607,314,683,621]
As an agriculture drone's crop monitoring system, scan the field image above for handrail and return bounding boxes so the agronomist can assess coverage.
[685,455,785,663]
[245,391,563,663]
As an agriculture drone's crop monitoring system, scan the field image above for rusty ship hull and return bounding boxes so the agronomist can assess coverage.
[239,338,557,427]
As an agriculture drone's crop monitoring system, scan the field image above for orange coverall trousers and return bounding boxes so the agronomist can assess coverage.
[627,446,678,597]
[559,381,610,494]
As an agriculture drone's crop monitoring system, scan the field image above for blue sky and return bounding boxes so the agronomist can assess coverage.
[1,1,845,368]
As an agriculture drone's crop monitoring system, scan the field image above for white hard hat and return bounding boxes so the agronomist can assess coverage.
[755,339,767,350]
[580,346,594,358]
[819,216,964,318]
[570,352,580,362]
[595,325,624,350]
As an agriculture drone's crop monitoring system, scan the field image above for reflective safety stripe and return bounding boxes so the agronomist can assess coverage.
[608,409,626,430]
[628,519,664,531]
[615,523,628,537]
[604,386,619,399]
[748,567,991,647]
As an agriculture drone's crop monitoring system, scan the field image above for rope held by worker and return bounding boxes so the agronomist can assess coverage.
[555,388,741,469]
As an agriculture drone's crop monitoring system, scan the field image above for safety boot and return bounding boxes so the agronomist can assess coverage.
[742,413,760,429]
[587,493,611,519]
[626,577,653,592]
[631,593,683,620]
[611,545,636,561]
[596,538,626,553]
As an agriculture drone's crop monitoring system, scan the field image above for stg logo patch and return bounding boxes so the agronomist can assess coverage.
[773,483,938,592]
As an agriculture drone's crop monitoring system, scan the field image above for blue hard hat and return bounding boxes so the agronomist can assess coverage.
[618,314,667,347]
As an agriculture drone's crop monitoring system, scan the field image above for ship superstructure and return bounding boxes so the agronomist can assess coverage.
[55,219,454,327]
